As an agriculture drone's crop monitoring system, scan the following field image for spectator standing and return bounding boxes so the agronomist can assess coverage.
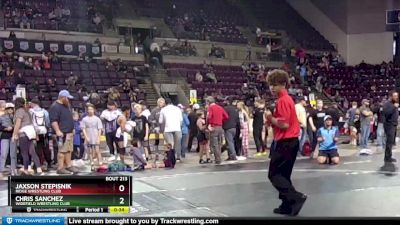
[148,98,165,154]
[179,104,190,159]
[375,101,385,151]
[197,110,211,164]
[100,101,121,161]
[9,31,16,39]
[0,103,16,175]
[359,99,373,155]
[131,104,149,152]
[116,106,130,163]
[245,43,252,61]
[346,101,359,146]
[326,103,340,127]
[49,90,78,175]
[308,100,326,158]
[159,99,183,161]
[72,112,84,160]
[139,101,151,120]
[30,99,51,170]
[295,98,307,154]
[81,104,103,170]
[206,96,228,165]
[223,97,239,161]
[265,69,306,216]
[382,91,399,163]
[253,99,266,156]
[187,104,200,153]
[237,101,250,158]
[13,97,43,175]
[299,64,307,84]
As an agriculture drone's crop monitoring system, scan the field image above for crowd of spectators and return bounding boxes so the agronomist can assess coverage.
[164,5,247,44]
[0,43,146,112]
[209,44,225,58]
[2,0,112,33]
[161,40,197,57]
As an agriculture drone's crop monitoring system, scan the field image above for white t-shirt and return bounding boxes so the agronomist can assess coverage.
[100,109,121,122]
[81,115,103,145]
[159,105,183,133]
[142,109,151,120]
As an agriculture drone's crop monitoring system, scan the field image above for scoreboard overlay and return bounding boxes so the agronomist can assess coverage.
[8,176,132,213]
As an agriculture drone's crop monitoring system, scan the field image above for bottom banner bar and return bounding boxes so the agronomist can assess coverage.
[66,217,400,225]
[12,207,77,213]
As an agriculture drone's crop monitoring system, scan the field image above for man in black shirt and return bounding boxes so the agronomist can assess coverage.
[49,90,78,175]
[223,97,240,160]
[382,91,399,163]
[308,100,326,158]
[187,104,200,153]
[253,99,266,155]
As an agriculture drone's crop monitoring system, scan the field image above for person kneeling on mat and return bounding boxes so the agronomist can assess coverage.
[317,115,340,165]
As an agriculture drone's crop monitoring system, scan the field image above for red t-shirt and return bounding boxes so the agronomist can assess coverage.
[207,103,228,127]
[272,90,300,141]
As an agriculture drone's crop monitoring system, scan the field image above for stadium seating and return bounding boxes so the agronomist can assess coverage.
[307,55,397,104]
[133,0,248,44]
[1,58,145,110]
[3,0,103,33]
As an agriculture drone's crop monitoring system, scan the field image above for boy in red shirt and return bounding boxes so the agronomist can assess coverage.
[265,69,307,216]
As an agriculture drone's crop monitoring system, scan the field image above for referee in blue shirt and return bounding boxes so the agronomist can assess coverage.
[317,115,340,165]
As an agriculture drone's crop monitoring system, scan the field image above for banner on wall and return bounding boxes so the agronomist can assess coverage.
[103,44,118,53]
[78,44,87,54]
[49,43,59,53]
[16,85,26,99]
[64,43,74,54]
[2,39,102,57]
[118,45,131,54]
[19,41,29,51]
[4,40,14,50]
[309,93,316,107]
[189,89,197,104]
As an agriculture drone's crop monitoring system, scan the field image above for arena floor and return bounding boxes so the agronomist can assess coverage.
[0,143,399,217]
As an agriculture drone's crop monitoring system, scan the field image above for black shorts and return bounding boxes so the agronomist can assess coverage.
[318,149,339,158]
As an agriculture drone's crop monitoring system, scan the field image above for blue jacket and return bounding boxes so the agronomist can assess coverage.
[181,113,190,135]
[73,121,82,145]
[317,126,339,151]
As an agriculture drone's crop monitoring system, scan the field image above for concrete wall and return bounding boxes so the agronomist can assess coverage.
[346,0,389,34]
[311,0,348,33]
[286,0,348,60]
[312,0,400,34]
[347,32,394,65]
[287,0,397,65]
